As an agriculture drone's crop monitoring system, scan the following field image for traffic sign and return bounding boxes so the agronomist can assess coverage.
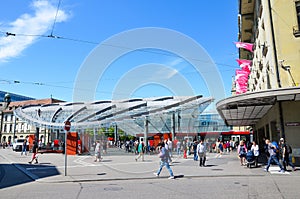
[64,120,71,131]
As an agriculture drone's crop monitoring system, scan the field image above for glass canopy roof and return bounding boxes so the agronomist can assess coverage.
[14,95,213,135]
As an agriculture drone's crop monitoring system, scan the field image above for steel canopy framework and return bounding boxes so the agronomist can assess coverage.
[14,95,213,135]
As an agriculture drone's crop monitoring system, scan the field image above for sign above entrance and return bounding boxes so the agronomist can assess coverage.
[286,122,300,126]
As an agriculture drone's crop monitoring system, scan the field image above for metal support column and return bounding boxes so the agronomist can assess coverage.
[35,127,40,142]
[144,116,149,148]
[114,124,118,146]
[172,112,175,141]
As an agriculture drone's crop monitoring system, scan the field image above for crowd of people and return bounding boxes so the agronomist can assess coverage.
[4,134,296,176]
[236,137,296,173]
[130,136,297,174]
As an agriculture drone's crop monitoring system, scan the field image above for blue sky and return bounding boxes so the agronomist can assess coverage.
[0,0,239,103]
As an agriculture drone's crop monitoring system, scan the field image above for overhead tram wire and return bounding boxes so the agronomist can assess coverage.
[49,0,62,38]
[0,78,138,98]
[1,30,238,69]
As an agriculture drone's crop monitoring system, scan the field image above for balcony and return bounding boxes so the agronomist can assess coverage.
[293,26,300,37]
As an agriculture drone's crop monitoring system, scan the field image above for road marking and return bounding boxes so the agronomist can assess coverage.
[268,167,290,175]
[74,156,96,166]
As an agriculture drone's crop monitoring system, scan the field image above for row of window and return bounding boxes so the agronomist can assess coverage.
[1,114,31,133]
[1,123,31,133]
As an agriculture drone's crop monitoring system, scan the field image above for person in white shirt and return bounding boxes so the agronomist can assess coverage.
[197,140,207,167]
[94,141,102,162]
[251,141,259,167]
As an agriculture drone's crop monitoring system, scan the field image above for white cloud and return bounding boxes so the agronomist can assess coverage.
[165,58,185,79]
[169,58,184,67]
[0,0,69,62]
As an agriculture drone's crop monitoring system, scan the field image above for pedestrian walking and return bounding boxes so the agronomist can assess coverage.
[182,140,187,159]
[192,140,198,161]
[94,140,102,162]
[197,140,207,167]
[176,140,181,156]
[218,141,224,155]
[21,139,27,156]
[238,140,247,166]
[102,140,107,155]
[28,141,38,164]
[167,138,173,157]
[264,139,285,173]
[164,139,172,163]
[135,138,145,162]
[250,141,259,167]
[279,138,296,171]
[215,139,220,153]
[153,142,174,179]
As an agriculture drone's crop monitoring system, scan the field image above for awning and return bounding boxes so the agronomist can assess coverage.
[216,87,300,126]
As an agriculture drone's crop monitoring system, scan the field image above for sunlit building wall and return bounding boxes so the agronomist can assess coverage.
[238,0,300,91]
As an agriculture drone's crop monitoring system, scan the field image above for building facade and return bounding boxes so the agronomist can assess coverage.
[241,0,300,91]
[217,0,300,164]
[0,98,64,145]
[239,0,300,141]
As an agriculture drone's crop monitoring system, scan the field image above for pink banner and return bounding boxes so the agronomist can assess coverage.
[236,59,252,66]
[236,59,251,73]
[236,69,250,76]
[235,68,249,94]
[235,42,253,52]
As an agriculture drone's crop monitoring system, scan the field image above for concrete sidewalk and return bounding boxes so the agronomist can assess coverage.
[1,148,298,183]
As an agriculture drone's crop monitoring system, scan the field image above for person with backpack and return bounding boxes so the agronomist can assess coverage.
[279,138,296,171]
[264,139,285,173]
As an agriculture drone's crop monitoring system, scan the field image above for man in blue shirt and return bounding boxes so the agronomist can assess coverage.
[154,142,174,179]
[264,139,284,173]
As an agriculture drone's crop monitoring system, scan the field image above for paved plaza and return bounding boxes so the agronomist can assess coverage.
[1,147,300,198]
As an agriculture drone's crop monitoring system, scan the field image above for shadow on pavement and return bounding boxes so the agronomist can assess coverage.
[0,164,33,189]
[19,163,61,179]
[174,174,184,179]
[203,164,218,167]
[0,163,60,189]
